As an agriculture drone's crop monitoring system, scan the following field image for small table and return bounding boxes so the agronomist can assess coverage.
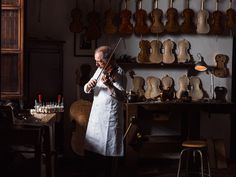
[14,113,58,177]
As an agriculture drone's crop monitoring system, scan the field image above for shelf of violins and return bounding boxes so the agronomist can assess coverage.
[70,0,236,39]
[70,0,236,66]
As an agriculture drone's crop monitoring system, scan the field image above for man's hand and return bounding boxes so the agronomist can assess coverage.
[101,74,113,87]
[87,79,97,90]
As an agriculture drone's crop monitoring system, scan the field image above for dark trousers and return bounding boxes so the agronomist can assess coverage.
[85,151,119,177]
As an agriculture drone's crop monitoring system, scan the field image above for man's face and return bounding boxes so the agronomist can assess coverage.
[95,51,106,68]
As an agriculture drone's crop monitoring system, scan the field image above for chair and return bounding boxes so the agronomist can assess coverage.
[176,140,211,177]
[0,105,44,177]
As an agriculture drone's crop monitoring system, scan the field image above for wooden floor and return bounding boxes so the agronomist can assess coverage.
[1,151,236,177]
[55,156,236,177]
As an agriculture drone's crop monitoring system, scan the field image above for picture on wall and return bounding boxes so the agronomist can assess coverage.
[74,32,97,57]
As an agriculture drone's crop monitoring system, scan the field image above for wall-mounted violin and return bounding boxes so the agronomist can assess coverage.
[165,0,180,34]
[118,0,133,36]
[69,0,83,33]
[85,0,101,40]
[210,0,224,35]
[180,0,196,34]
[226,0,236,35]
[134,0,149,35]
[149,0,164,34]
[104,0,118,34]
[196,0,210,34]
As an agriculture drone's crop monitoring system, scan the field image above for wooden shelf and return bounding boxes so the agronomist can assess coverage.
[117,62,195,69]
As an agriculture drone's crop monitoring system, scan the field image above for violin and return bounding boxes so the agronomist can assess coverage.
[226,0,236,35]
[177,39,191,63]
[196,0,210,34]
[180,0,196,34]
[149,0,165,34]
[162,39,176,64]
[210,0,224,35]
[118,0,133,36]
[213,54,229,78]
[137,40,151,63]
[134,0,149,35]
[96,38,122,83]
[69,0,83,33]
[165,0,180,34]
[104,0,117,34]
[128,71,146,101]
[85,0,101,40]
[189,77,204,101]
[149,40,163,64]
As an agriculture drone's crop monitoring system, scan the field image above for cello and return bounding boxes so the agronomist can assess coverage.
[196,0,210,34]
[133,0,149,35]
[85,0,101,40]
[165,0,180,34]
[210,0,224,35]
[118,0,133,36]
[69,0,83,33]
[149,0,165,34]
[104,0,117,34]
[226,0,236,35]
[180,0,196,34]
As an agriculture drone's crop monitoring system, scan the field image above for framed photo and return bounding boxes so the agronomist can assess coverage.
[74,32,97,57]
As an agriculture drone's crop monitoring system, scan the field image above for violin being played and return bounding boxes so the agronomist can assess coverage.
[85,38,123,92]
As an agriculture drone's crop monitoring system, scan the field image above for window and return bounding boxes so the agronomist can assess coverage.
[1,0,24,99]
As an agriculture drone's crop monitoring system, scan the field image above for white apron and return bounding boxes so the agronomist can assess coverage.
[84,66,126,156]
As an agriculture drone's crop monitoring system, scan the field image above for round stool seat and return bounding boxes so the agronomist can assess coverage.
[182,140,207,148]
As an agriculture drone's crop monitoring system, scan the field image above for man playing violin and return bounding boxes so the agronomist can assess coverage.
[84,45,127,177]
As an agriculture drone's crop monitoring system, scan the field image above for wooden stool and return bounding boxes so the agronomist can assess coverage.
[176,140,211,177]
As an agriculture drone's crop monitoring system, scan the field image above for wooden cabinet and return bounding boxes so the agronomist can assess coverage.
[1,0,24,99]
[124,103,183,163]
[25,39,64,108]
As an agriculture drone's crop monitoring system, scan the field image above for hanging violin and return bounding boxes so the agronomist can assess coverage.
[226,0,236,35]
[69,0,83,33]
[133,0,149,35]
[85,0,101,40]
[196,0,210,34]
[118,0,133,36]
[165,0,180,34]
[104,0,118,34]
[210,0,224,35]
[149,0,164,34]
[180,0,196,34]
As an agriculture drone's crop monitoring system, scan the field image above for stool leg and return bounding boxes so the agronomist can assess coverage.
[206,153,212,177]
[196,150,204,177]
[177,149,188,177]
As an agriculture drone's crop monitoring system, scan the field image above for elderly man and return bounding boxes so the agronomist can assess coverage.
[84,45,127,177]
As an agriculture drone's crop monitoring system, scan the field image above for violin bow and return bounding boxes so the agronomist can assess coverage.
[96,37,123,80]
